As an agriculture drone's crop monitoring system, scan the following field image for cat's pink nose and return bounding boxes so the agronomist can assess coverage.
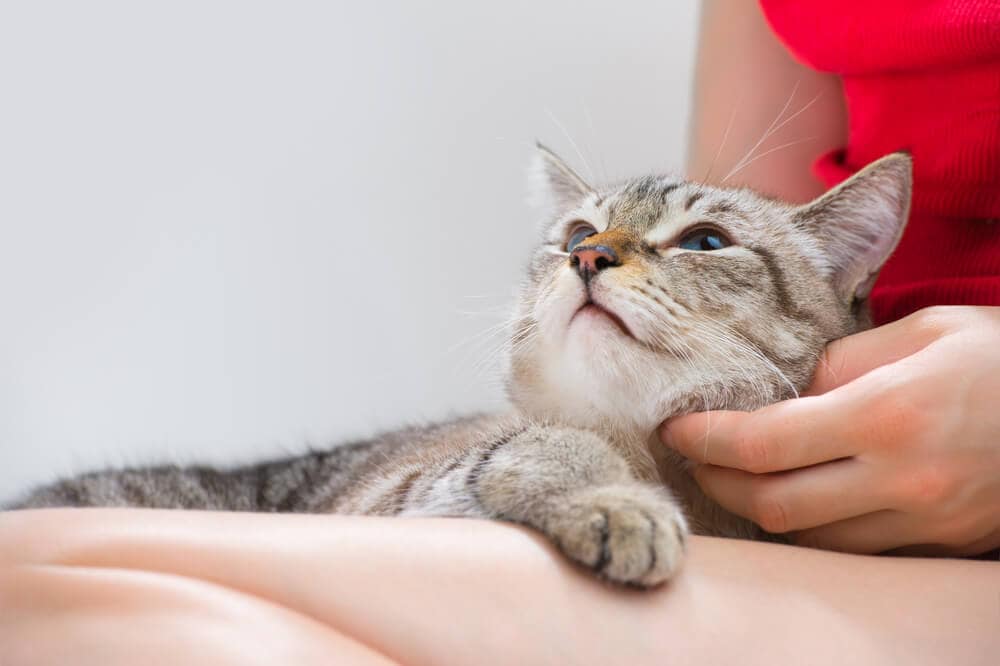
[571,244,620,281]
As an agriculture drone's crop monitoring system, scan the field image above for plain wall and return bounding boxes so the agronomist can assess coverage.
[0,1,698,498]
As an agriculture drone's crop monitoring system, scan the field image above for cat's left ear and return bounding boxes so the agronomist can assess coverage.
[529,142,595,212]
[795,152,912,302]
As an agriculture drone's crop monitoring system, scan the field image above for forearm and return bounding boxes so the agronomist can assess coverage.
[1,563,390,666]
[2,509,997,666]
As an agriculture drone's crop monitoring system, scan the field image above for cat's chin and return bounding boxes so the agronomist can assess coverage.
[510,346,697,438]
[565,303,666,360]
[566,298,675,359]
[570,302,635,339]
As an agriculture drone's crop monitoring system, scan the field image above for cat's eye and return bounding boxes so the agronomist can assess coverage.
[677,227,732,252]
[564,223,598,252]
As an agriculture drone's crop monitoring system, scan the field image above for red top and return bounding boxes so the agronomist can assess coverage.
[758,0,1000,324]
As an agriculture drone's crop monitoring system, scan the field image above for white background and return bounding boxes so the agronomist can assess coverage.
[0,1,698,499]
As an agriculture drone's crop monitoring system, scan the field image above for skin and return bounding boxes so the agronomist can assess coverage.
[1,564,391,666]
[2,509,998,666]
[687,0,847,202]
[3,3,996,664]
[680,2,1000,558]
[662,306,1000,556]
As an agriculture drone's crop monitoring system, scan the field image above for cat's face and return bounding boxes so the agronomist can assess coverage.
[506,146,912,434]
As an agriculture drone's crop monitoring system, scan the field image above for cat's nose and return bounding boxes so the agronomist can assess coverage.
[570,244,620,281]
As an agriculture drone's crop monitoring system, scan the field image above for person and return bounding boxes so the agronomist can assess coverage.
[672,0,1000,558]
[1,2,998,664]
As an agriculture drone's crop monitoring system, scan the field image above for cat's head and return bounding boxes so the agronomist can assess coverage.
[506,145,912,434]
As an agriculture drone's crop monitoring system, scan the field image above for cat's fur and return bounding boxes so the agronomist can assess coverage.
[7,146,912,587]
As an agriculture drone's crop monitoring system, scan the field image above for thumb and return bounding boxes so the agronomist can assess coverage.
[806,309,943,396]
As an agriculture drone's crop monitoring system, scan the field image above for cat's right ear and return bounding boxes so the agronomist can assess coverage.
[794,152,913,304]
[529,142,595,212]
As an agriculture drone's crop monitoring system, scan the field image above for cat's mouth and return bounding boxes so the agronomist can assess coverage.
[571,301,635,339]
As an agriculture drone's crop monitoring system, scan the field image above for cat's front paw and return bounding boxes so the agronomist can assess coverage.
[547,484,686,587]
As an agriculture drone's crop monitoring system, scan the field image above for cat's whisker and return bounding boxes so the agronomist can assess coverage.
[722,84,823,184]
[445,317,517,358]
[693,317,799,402]
[722,80,801,183]
[630,282,784,406]
[580,99,610,183]
[692,325,770,396]
[722,136,818,185]
[447,311,536,389]
[471,318,539,382]
[703,92,742,183]
[455,302,518,317]
[675,319,771,407]
[618,292,719,419]
[544,107,596,184]
[470,337,516,380]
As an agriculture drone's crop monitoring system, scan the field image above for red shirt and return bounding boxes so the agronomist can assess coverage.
[759,0,1000,324]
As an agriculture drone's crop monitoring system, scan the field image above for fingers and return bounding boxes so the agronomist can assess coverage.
[888,527,1000,558]
[693,458,891,533]
[661,392,863,473]
[805,308,944,396]
[660,308,949,472]
[792,510,931,554]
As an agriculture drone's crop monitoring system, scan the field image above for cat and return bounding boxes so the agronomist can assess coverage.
[6,145,912,587]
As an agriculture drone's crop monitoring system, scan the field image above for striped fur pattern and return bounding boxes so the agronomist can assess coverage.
[8,147,912,587]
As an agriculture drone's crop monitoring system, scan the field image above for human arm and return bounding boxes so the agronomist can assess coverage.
[0,560,391,666]
[687,0,847,201]
[2,508,998,666]
[661,306,1000,556]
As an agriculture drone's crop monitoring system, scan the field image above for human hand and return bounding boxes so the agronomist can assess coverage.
[660,306,1000,556]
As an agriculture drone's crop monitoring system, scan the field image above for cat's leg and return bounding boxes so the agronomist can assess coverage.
[393,423,687,587]
[471,424,688,586]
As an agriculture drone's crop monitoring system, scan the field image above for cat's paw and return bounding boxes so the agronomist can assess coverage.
[547,484,687,587]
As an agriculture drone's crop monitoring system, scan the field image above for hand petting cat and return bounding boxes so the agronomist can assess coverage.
[661,305,1000,557]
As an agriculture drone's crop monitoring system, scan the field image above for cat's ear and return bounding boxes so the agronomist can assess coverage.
[795,152,912,302]
[529,141,595,211]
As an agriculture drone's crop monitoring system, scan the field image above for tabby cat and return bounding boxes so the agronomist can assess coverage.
[8,145,912,587]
